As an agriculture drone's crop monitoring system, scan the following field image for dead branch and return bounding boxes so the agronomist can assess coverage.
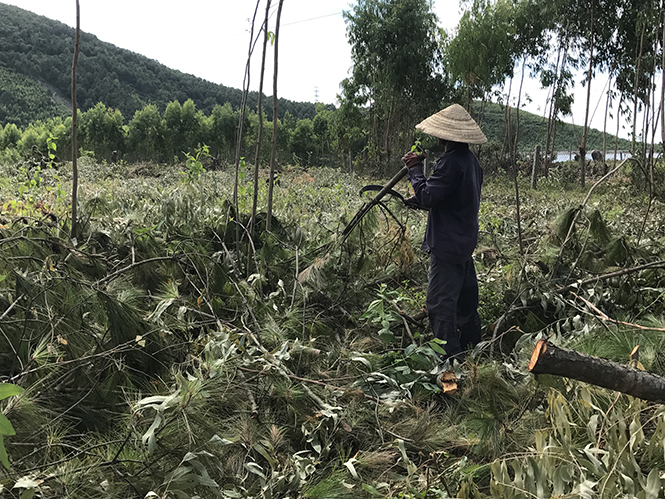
[570,290,665,332]
[556,258,665,295]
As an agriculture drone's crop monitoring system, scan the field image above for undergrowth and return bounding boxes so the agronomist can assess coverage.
[0,158,664,498]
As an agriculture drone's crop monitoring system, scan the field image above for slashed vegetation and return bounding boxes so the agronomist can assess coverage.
[1,156,665,498]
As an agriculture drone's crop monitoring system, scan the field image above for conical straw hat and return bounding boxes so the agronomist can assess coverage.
[416,103,487,144]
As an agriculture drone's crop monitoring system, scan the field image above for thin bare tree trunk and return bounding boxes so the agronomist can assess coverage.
[579,0,595,189]
[233,1,261,254]
[637,46,660,247]
[70,0,80,240]
[513,59,526,163]
[632,14,646,153]
[613,93,623,167]
[602,75,612,175]
[512,61,525,255]
[502,77,513,159]
[247,0,272,274]
[267,0,285,232]
[661,10,665,158]
[544,37,566,174]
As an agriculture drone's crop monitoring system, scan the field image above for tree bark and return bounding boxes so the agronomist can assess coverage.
[70,0,80,240]
[512,61,525,255]
[602,74,611,175]
[544,37,566,176]
[632,14,646,153]
[234,1,261,253]
[529,339,665,403]
[531,144,540,189]
[247,0,272,274]
[267,0,285,232]
[579,0,595,189]
[661,10,665,157]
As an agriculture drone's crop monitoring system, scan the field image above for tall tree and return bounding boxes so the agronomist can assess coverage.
[445,0,517,109]
[343,0,448,170]
[79,102,125,161]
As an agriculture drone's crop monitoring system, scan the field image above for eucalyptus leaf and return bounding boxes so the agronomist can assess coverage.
[0,413,16,436]
[0,383,23,401]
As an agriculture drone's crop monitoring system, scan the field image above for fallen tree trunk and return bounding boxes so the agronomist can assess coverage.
[528,339,665,403]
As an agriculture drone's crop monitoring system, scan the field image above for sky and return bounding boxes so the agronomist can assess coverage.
[1,0,642,140]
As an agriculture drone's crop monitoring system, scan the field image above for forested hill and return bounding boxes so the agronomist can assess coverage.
[479,101,633,154]
[0,3,324,128]
[0,3,633,153]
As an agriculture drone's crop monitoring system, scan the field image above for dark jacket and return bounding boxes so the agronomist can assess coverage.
[407,142,483,264]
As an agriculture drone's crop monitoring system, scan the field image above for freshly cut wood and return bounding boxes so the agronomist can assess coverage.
[528,339,665,403]
[437,370,458,395]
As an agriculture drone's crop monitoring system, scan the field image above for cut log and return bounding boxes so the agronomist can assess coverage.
[528,339,665,403]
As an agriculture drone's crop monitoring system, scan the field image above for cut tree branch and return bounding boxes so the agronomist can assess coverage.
[556,258,665,295]
[528,339,665,403]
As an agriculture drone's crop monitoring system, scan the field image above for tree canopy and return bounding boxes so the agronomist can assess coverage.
[342,0,451,167]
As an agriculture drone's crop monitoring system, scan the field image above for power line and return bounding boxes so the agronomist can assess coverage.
[218,11,343,41]
[281,11,343,27]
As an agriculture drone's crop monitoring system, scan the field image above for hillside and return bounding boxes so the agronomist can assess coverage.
[478,101,633,153]
[0,2,635,155]
[0,2,323,128]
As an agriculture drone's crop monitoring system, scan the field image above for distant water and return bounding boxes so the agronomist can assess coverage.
[553,151,633,162]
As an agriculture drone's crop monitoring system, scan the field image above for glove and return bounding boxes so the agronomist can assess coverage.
[402,151,423,168]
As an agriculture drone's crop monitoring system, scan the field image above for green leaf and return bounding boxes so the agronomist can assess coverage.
[378,329,394,344]
[0,435,8,469]
[362,483,381,496]
[645,468,661,499]
[428,340,447,355]
[352,356,372,369]
[244,462,266,479]
[0,414,16,436]
[0,383,23,401]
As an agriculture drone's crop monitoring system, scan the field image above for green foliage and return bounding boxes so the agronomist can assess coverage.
[479,101,633,154]
[127,104,166,162]
[79,102,125,162]
[445,0,518,102]
[343,0,449,168]
[0,383,24,469]
[361,283,408,344]
[0,66,68,128]
[180,144,210,182]
[289,118,316,166]
[0,148,664,498]
[484,387,665,499]
[1,123,21,149]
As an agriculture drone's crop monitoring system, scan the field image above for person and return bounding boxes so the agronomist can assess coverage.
[401,103,486,366]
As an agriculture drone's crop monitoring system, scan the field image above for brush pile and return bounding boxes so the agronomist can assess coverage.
[1,158,665,498]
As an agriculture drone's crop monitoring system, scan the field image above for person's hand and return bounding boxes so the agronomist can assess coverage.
[404,196,427,211]
[402,151,422,168]
[403,195,419,208]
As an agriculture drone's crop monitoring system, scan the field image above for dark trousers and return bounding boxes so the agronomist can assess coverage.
[426,254,481,361]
